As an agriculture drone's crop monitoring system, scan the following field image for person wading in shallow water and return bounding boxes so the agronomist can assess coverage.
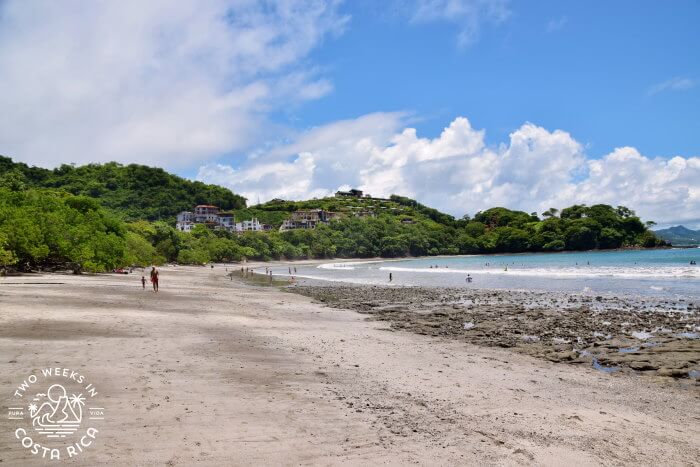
[150,266,159,292]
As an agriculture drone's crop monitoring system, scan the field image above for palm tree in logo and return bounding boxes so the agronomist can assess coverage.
[68,393,86,421]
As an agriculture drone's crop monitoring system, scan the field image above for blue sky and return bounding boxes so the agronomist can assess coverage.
[292,0,699,158]
[0,0,698,226]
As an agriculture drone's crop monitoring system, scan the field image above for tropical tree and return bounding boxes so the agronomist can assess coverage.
[541,207,559,218]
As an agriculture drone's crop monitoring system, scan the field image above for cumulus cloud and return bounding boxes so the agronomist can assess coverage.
[406,0,510,46]
[198,111,408,201]
[198,115,700,227]
[0,0,347,168]
[574,148,699,226]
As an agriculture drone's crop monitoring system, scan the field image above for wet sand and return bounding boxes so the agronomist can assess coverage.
[1,265,699,465]
[291,285,700,381]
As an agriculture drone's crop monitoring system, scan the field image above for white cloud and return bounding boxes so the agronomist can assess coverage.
[574,148,700,226]
[197,111,408,201]
[0,0,347,168]
[648,77,696,96]
[198,115,700,227]
[407,0,510,46]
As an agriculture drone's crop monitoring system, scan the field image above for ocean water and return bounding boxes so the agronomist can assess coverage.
[269,248,700,299]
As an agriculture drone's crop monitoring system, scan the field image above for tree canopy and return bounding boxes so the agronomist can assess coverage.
[0,156,246,220]
[0,188,128,271]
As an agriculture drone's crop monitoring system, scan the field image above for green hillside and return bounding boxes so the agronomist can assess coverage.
[231,194,446,229]
[0,156,246,220]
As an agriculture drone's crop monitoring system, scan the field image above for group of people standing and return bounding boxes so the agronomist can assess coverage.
[140,266,159,292]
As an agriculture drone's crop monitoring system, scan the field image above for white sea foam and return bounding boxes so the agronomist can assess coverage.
[318,260,385,270]
[318,264,356,270]
[290,273,393,286]
[377,265,700,280]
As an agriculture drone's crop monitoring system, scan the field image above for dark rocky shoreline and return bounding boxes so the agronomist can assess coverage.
[287,285,699,383]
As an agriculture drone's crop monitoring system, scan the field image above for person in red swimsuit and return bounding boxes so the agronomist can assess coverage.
[150,266,159,292]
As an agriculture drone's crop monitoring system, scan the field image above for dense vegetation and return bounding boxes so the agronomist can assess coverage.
[0,156,666,271]
[0,188,129,271]
[159,202,663,264]
[0,156,246,220]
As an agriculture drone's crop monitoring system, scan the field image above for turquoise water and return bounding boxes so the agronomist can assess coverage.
[274,248,700,299]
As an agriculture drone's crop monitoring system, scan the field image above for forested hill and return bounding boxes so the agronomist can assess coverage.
[654,225,700,246]
[231,194,457,228]
[0,156,246,220]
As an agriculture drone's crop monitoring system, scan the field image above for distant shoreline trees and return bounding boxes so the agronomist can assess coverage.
[0,156,666,271]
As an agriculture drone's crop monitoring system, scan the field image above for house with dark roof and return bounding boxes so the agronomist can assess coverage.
[335,188,364,198]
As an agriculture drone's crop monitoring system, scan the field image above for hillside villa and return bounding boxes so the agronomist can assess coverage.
[335,188,366,198]
[176,205,271,233]
[335,188,390,202]
[279,209,337,231]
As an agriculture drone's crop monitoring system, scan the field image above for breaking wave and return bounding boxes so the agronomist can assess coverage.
[317,260,385,270]
[377,265,700,279]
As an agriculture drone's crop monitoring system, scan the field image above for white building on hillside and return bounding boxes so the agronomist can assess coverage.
[218,212,234,229]
[176,221,195,232]
[194,205,220,223]
[176,205,231,231]
[235,218,263,232]
[279,209,337,230]
[177,211,194,222]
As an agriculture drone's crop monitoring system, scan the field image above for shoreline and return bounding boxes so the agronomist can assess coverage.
[1,244,693,276]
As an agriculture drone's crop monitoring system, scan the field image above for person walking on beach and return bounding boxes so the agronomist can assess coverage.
[150,266,159,292]
[389,272,393,282]
[141,275,146,289]
[466,274,472,283]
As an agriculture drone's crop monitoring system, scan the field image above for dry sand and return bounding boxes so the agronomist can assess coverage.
[0,264,698,465]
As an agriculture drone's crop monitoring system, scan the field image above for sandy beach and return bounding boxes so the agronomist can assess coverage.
[1,264,699,465]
